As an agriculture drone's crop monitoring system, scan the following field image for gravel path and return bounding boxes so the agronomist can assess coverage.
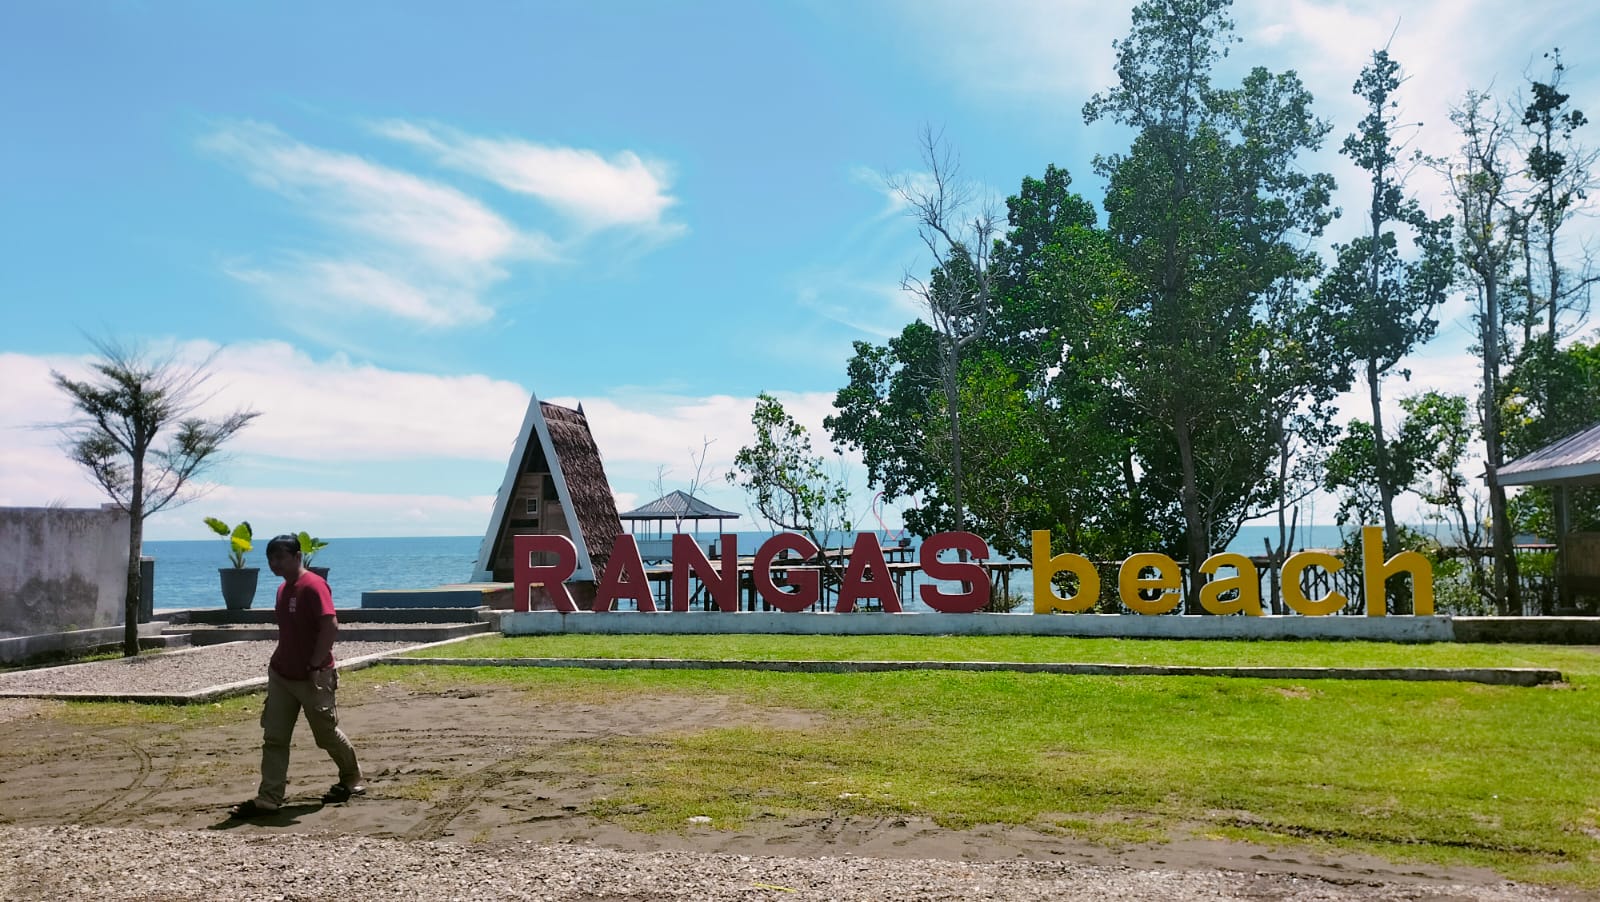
[0,641,418,696]
[0,825,1575,902]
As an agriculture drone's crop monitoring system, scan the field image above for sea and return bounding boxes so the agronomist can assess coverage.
[144,524,1358,612]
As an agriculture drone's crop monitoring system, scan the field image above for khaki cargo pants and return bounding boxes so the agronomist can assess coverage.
[254,667,362,808]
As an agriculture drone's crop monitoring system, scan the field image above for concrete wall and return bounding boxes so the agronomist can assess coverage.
[0,507,130,640]
[502,610,1456,642]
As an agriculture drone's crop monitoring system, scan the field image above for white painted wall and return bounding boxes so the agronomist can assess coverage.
[0,507,130,638]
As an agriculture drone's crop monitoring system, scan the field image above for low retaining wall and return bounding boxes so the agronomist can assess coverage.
[501,611,1455,642]
[0,621,166,667]
[1451,617,1600,644]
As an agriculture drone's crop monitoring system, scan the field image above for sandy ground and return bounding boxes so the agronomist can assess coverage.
[0,678,1586,899]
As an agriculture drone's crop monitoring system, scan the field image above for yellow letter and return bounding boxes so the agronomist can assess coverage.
[1033,530,1100,613]
[1199,553,1262,615]
[1282,551,1347,616]
[1118,552,1182,614]
[1362,525,1435,616]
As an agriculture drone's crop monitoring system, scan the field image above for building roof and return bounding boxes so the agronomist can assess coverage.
[619,489,741,521]
[473,394,623,581]
[539,402,625,576]
[1497,421,1600,487]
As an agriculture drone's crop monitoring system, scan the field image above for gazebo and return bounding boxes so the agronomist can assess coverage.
[1496,421,1600,608]
[619,490,741,561]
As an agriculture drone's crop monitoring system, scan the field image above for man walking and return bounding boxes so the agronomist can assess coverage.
[229,534,364,818]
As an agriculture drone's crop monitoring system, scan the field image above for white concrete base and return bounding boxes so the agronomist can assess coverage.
[501,611,1455,642]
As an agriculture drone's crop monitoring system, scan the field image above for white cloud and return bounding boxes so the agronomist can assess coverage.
[0,343,527,539]
[187,341,528,462]
[202,121,558,330]
[2,344,880,540]
[794,276,922,340]
[203,121,534,266]
[241,259,496,329]
[373,119,683,235]
[879,0,1126,104]
[556,389,872,528]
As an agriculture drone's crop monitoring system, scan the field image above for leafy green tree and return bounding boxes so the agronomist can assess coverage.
[1318,49,1455,558]
[1400,392,1490,607]
[1251,280,1347,613]
[827,322,945,535]
[52,338,258,656]
[1504,339,1600,551]
[830,165,1159,560]
[730,393,854,605]
[935,353,1050,558]
[1327,392,1484,613]
[1084,0,1337,602]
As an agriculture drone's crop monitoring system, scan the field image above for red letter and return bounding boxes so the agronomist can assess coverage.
[754,533,820,612]
[595,534,656,612]
[513,534,577,612]
[919,531,991,613]
[837,532,901,613]
[672,534,739,612]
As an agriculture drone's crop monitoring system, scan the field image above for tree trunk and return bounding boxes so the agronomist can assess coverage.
[1270,433,1294,615]
[1481,278,1522,615]
[1174,410,1206,612]
[1367,358,1399,555]
[944,347,965,535]
[1545,218,1561,344]
[124,469,144,657]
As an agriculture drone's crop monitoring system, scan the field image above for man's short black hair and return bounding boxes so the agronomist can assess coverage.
[266,534,301,557]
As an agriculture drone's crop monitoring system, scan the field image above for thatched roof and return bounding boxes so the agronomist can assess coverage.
[473,393,623,582]
[539,402,623,577]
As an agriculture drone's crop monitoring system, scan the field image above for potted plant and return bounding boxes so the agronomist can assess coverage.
[205,517,258,611]
[299,531,331,582]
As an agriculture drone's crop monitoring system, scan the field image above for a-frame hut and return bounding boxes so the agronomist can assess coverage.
[474,393,623,603]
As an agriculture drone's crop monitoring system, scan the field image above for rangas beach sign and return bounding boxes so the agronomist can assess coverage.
[513,525,1434,616]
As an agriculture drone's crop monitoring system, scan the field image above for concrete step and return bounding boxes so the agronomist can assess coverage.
[362,583,512,609]
[164,621,494,646]
[139,633,191,651]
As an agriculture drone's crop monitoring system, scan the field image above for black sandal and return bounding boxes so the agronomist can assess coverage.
[322,783,366,803]
[228,799,277,819]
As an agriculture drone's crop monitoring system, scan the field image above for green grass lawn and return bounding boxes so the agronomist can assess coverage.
[389,635,1600,887]
[409,633,1600,674]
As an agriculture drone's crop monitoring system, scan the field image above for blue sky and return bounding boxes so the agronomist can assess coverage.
[3,1,1597,542]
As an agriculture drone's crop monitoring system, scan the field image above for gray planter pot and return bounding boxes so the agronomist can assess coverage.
[309,565,331,583]
[219,567,260,610]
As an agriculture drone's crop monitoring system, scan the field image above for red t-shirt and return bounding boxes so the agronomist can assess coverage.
[269,570,336,680]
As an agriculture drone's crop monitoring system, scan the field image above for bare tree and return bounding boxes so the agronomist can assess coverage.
[887,126,999,536]
[650,435,719,534]
[1511,49,1600,347]
[52,338,259,656]
[1442,91,1521,614]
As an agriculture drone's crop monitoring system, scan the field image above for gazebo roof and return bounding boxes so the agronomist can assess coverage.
[1498,421,1600,487]
[619,489,741,521]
